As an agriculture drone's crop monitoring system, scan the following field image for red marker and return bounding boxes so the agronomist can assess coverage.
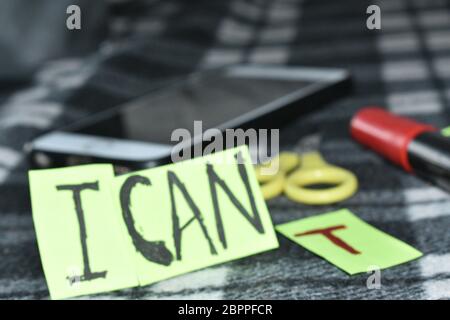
[351,107,450,192]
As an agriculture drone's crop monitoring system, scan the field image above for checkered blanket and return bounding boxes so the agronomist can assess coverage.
[1,0,450,299]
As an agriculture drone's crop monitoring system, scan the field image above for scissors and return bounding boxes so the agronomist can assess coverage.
[255,134,358,205]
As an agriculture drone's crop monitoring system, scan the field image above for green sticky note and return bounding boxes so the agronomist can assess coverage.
[111,145,279,286]
[276,209,422,275]
[441,126,450,137]
[29,164,138,299]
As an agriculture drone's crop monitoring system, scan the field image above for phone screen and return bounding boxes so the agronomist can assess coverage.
[72,67,318,145]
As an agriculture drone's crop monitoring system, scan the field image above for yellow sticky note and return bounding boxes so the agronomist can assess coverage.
[29,164,138,299]
[111,145,279,286]
[276,209,422,275]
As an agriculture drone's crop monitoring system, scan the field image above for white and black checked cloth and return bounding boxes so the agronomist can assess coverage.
[1,0,450,299]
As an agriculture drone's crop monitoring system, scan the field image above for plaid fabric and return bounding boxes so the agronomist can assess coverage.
[1,0,450,299]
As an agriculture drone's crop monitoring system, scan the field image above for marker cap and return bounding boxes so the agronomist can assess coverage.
[350,107,437,171]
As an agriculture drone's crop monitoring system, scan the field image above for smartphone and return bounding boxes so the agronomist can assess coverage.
[27,65,351,171]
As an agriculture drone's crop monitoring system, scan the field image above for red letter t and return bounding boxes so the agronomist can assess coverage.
[295,225,361,255]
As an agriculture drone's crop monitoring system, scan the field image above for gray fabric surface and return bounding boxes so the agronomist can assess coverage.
[0,0,108,78]
[1,0,450,299]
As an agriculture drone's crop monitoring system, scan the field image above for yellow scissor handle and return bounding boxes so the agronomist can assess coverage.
[284,152,358,205]
[255,152,300,200]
